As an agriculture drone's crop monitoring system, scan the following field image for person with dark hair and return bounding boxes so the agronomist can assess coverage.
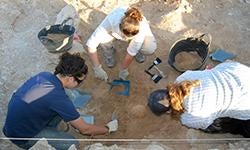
[3,52,118,150]
[86,6,157,81]
[148,61,250,137]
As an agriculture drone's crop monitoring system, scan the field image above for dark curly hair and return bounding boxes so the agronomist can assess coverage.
[54,52,88,78]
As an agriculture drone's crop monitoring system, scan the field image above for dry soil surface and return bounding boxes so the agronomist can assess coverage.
[1,0,250,149]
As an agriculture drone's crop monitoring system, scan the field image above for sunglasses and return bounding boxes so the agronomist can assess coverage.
[122,29,139,37]
[74,75,86,85]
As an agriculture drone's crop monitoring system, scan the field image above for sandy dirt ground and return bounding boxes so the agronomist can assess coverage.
[1,0,250,149]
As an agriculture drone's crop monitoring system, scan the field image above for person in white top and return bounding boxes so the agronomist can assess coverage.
[148,61,250,137]
[86,6,157,81]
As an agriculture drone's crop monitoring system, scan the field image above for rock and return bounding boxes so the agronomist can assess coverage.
[29,138,56,150]
[131,105,146,118]
[84,143,124,150]
[68,144,77,150]
[55,4,80,30]
[69,41,87,54]
[146,143,174,150]
[244,0,250,4]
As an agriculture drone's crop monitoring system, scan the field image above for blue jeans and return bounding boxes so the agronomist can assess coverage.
[16,116,79,150]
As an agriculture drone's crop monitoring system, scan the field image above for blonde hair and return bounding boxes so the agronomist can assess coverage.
[167,80,200,113]
[120,7,143,36]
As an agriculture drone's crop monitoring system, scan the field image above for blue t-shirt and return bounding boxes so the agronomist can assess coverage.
[3,72,80,144]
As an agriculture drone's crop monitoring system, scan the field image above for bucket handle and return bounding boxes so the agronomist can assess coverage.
[39,35,56,46]
[197,33,212,48]
[59,17,74,30]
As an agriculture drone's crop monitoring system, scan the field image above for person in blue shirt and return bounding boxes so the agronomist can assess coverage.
[3,52,118,150]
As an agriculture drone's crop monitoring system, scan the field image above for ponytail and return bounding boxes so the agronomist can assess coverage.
[120,7,143,36]
[125,7,143,22]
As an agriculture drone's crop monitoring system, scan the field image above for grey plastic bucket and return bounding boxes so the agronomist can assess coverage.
[38,18,75,53]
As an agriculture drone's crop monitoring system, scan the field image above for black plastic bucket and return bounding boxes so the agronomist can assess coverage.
[168,34,211,73]
[38,18,75,53]
[148,89,170,116]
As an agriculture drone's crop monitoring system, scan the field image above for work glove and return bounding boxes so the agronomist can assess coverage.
[119,69,129,80]
[93,65,108,81]
[106,119,118,133]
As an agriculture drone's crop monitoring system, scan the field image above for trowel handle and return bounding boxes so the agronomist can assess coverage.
[59,17,74,30]
[153,66,162,74]
[198,33,212,48]
[148,64,155,70]
[155,57,162,64]
[145,70,154,77]
[111,112,117,121]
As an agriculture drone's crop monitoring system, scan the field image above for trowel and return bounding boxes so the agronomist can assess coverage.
[111,112,117,121]
[145,57,167,83]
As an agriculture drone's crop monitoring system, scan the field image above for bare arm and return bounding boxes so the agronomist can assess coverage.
[121,53,134,69]
[87,48,101,67]
[70,117,108,136]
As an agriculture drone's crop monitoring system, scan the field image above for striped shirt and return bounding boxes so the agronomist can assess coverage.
[176,62,250,129]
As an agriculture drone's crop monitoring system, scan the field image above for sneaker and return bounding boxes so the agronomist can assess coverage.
[101,44,116,68]
[135,52,145,63]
